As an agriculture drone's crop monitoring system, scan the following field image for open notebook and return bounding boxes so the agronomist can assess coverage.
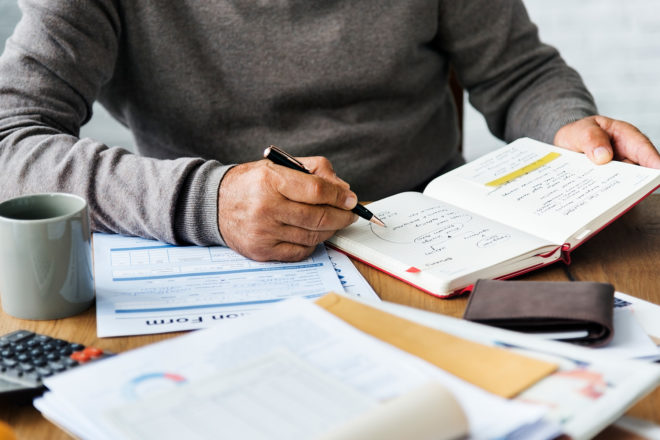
[328,138,660,297]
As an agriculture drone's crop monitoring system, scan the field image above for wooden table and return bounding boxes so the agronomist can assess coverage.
[2,195,659,439]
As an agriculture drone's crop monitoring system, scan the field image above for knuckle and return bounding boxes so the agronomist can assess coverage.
[253,165,272,185]
[251,200,270,218]
[316,156,333,171]
[308,180,326,200]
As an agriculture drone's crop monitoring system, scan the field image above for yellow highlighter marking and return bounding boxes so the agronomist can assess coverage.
[485,152,561,187]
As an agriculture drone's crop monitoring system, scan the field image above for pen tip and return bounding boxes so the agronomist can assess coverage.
[371,216,386,227]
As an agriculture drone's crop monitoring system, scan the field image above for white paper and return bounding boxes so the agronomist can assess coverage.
[372,300,660,440]
[92,233,345,337]
[615,291,660,340]
[528,300,660,360]
[595,308,660,360]
[326,247,380,302]
[104,350,378,440]
[38,298,551,440]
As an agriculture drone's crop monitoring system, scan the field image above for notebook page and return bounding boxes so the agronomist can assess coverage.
[330,192,553,291]
[424,138,660,245]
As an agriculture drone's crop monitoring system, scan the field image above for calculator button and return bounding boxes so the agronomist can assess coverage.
[69,343,85,352]
[53,339,68,348]
[32,357,48,367]
[49,362,66,372]
[70,352,91,363]
[2,359,17,368]
[6,330,35,343]
[63,358,78,367]
[0,349,13,358]
[83,347,104,358]
[36,367,53,377]
[19,363,35,373]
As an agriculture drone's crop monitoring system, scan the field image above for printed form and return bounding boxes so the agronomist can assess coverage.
[93,233,346,337]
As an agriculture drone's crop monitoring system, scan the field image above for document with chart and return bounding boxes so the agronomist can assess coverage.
[92,233,345,337]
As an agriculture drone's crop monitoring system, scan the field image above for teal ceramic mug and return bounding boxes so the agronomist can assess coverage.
[0,193,94,320]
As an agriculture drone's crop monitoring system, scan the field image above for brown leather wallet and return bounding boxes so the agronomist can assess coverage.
[463,279,615,347]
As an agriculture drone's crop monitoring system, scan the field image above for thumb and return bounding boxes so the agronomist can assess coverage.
[554,117,614,165]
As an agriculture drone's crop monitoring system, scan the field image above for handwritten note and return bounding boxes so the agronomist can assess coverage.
[461,145,651,219]
[423,139,660,245]
[338,193,549,277]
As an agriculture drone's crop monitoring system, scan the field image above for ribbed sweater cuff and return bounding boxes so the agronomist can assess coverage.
[174,163,233,246]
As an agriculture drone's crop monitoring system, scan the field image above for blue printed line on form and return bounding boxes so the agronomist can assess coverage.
[114,293,324,314]
[110,245,176,252]
[112,263,324,281]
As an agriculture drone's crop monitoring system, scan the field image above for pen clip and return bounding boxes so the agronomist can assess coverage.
[264,145,311,173]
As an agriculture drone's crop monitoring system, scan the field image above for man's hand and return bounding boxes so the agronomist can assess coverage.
[217,156,358,262]
[554,115,660,168]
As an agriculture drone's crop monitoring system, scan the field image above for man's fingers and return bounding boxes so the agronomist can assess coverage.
[602,118,660,168]
[268,242,317,262]
[554,117,613,164]
[276,201,358,232]
[555,115,660,168]
[299,156,351,189]
[271,162,358,210]
[235,225,338,262]
[276,224,338,247]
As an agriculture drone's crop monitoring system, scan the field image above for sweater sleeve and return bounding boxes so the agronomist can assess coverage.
[436,0,597,144]
[0,0,227,246]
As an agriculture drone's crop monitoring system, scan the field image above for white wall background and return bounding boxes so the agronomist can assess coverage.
[2,1,659,159]
[464,0,660,161]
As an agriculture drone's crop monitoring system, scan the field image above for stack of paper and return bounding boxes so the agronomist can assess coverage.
[36,297,559,440]
[35,294,660,440]
[374,299,660,440]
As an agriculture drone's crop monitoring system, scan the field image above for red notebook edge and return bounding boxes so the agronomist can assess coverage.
[325,244,560,299]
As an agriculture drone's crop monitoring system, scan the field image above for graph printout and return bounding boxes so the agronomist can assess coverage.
[93,233,345,337]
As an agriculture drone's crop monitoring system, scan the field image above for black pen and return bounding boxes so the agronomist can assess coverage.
[263,145,386,227]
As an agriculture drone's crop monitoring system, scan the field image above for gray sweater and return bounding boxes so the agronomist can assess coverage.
[0,0,596,246]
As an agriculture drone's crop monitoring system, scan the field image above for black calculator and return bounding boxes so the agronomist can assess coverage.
[0,330,112,401]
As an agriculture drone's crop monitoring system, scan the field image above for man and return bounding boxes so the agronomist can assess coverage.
[1,1,658,262]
